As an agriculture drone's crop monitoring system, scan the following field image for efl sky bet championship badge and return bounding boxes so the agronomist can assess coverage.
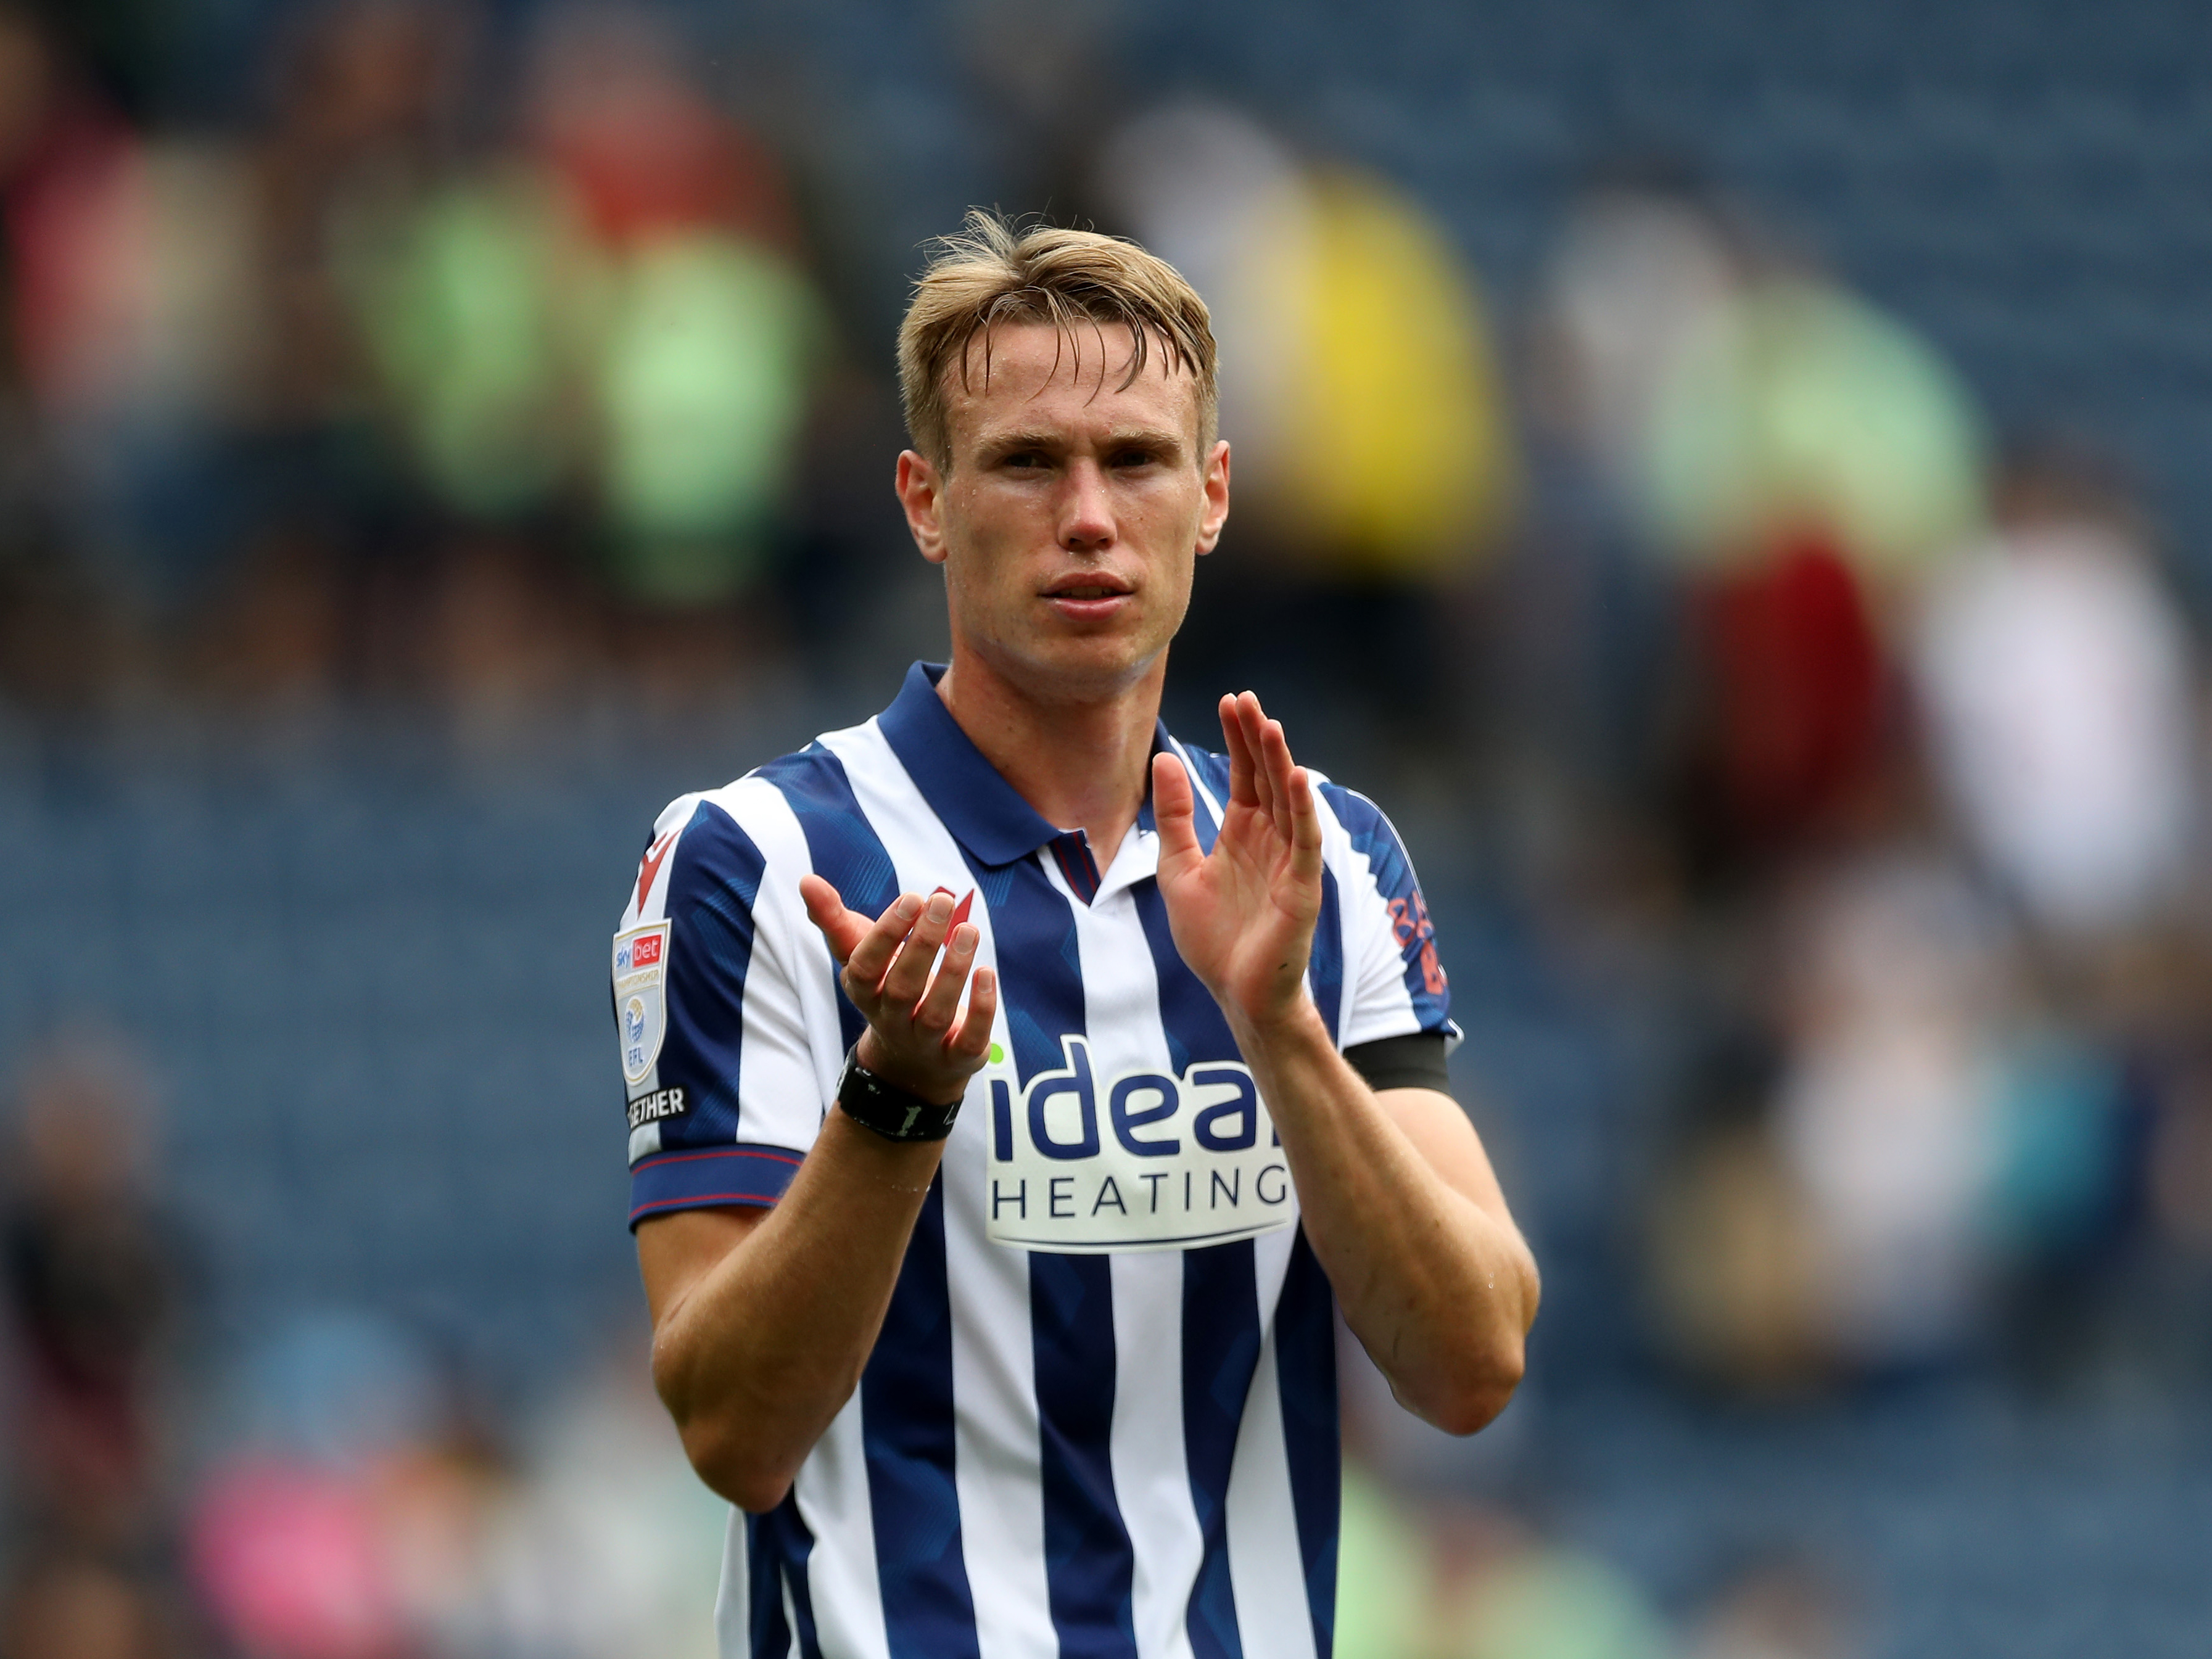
[984,1035,1295,1254]
[613,922,671,1090]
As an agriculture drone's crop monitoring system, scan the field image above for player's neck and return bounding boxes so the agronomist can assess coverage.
[937,649,1162,865]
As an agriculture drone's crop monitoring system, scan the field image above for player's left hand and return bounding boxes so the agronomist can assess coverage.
[1153,691,1325,1031]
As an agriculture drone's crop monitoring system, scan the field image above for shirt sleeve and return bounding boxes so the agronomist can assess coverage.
[1318,782,1458,1055]
[612,790,830,1230]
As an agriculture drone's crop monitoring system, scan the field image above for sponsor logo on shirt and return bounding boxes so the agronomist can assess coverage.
[983,1034,1295,1254]
[1389,889,1448,995]
[613,921,672,1087]
[626,1086,690,1130]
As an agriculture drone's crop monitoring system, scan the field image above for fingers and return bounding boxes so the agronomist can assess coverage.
[1256,709,1296,841]
[1244,699,1281,826]
[801,873,872,967]
[909,917,977,1039]
[878,890,954,1009]
[1247,694,1327,889]
[1284,755,1324,880]
[840,891,923,997]
[1221,693,1257,807]
[949,966,998,1061]
[1221,690,1301,841]
[1152,751,1204,871]
[808,878,994,1103]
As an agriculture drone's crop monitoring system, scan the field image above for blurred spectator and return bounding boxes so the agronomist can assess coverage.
[1,1547,180,1659]
[189,1310,467,1659]
[1684,1554,1862,1659]
[957,0,1123,230]
[1646,1048,1830,1393]
[1100,102,1515,578]
[1641,278,1986,585]
[1,1039,192,1658]
[522,4,829,607]
[1651,848,2142,1394]
[1333,1462,1432,1659]
[191,1457,408,1659]
[1675,532,1888,869]
[1533,173,1739,513]
[1,1041,185,1551]
[343,165,590,527]
[1533,175,1985,870]
[1096,102,1512,768]
[3,6,343,643]
[1333,1468,1676,1659]
[1772,854,2007,1374]
[1913,454,2198,939]
[213,0,476,703]
[1431,1518,1673,1659]
[251,0,471,433]
[185,1312,719,1659]
[526,7,796,257]
[482,1336,723,1659]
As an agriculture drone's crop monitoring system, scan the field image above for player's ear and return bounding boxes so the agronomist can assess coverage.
[897,450,949,566]
[1195,439,1231,556]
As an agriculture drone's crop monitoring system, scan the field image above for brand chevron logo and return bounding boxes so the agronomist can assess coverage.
[635,830,678,911]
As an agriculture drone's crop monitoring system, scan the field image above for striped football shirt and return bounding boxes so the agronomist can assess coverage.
[612,662,1456,1659]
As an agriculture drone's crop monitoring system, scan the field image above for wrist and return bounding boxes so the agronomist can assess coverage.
[838,1044,965,1143]
[1223,992,1331,1060]
[853,1031,967,1108]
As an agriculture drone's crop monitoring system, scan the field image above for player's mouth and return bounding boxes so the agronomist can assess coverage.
[1041,573,1135,621]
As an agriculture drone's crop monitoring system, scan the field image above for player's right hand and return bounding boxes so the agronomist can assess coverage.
[799,877,997,1108]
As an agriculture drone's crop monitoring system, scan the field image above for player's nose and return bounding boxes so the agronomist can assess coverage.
[1057,458,1115,551]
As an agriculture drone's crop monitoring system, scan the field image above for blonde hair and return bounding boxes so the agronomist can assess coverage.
[898,211,1218,469]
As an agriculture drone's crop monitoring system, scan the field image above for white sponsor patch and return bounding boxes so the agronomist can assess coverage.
[613,922,671,1087]
[983,1035,1295,1253]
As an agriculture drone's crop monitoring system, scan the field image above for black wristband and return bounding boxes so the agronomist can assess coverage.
[836,1046,964,1143]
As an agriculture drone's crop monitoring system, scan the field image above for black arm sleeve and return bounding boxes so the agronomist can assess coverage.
[1342,1031,1452,1094]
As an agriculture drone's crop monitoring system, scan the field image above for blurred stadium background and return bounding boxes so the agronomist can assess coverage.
[6,0,2212,1654]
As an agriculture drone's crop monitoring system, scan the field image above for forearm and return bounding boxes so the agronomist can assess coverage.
[1229,1002,1537,1434]
[646,1111,943,1509]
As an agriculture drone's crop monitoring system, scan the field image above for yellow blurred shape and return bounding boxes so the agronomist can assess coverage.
[1270,170,1516,577]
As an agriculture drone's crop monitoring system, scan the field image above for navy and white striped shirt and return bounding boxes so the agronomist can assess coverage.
[612,663,1455,1659]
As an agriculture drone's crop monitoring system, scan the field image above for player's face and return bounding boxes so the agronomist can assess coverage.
[896,321,1231,704]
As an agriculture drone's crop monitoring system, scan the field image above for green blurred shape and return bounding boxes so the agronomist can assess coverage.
[1443,1548,1674,1659]
[1642,280,1986,580]
[1334,1462,1430,1659]
[597,233,825,604]
[354,171,592,520]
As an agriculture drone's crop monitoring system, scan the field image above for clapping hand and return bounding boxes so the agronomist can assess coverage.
[1152,691,1326,1032]
[799,881,997,1107]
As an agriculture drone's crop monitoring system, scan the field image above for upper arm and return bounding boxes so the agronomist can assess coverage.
[1374,1086,1514,1230]
[616,787,830,1232]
